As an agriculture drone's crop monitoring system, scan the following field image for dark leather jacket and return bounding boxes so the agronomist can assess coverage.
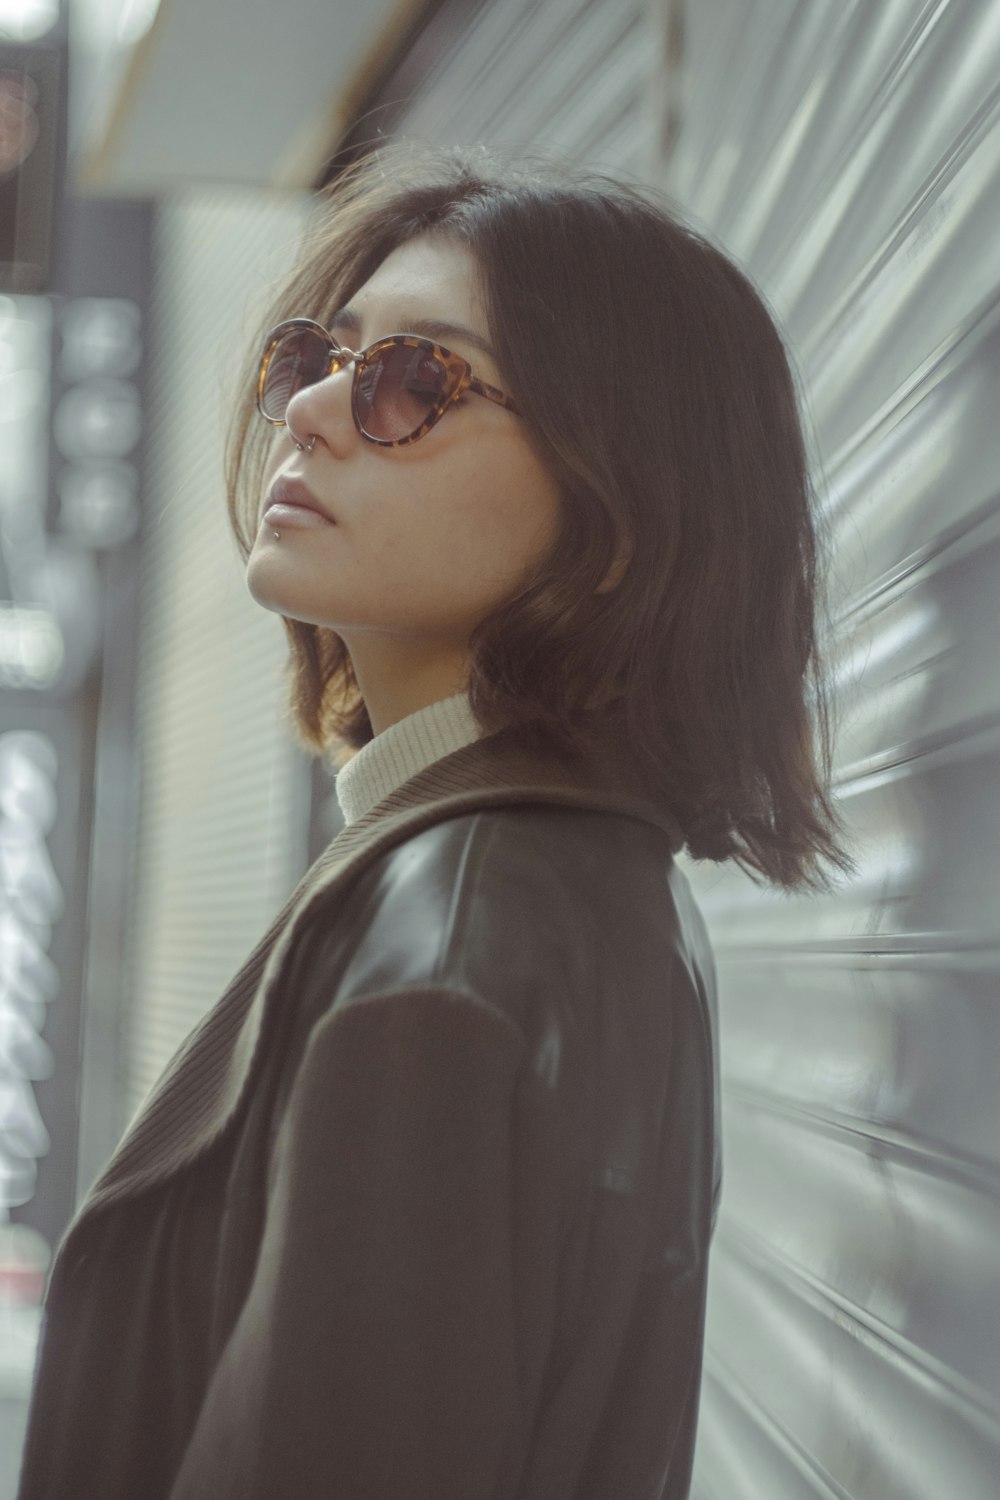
[18,728,722,1500]
[327,802,723,1238]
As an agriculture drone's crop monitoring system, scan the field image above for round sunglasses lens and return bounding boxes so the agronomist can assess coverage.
[260,328,330,419]
[355,342,450,440]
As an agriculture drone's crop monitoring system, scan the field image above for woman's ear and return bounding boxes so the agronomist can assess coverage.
[595,552,631,594]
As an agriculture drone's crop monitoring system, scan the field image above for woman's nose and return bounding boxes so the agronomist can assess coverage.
[284,362,356,454]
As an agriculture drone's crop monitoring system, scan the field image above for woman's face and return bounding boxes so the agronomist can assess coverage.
[246,232,564,723]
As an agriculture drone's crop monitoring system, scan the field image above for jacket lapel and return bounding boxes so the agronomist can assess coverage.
[57,726,683,1255]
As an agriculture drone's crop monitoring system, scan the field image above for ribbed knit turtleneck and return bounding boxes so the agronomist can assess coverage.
[334,690,485,827]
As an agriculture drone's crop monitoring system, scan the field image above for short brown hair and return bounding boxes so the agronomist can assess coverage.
[224,140,857,894]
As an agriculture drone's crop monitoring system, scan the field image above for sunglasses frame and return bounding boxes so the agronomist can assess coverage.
[256,316,519,448]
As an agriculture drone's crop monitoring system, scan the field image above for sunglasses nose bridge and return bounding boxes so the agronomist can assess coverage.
[326,342,361,377]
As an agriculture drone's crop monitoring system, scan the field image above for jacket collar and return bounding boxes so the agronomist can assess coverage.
[58,722,684,1253]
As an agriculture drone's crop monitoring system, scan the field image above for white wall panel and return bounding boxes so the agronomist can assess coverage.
[125,191,314,1123]
[660,4,1000,1496]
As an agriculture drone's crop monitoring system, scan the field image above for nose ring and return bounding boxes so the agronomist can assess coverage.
[294,434,316,453]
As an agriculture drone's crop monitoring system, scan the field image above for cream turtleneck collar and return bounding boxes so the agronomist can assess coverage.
[334,690,485,827]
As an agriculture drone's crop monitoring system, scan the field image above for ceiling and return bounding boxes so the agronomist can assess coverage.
[70,0,425,196]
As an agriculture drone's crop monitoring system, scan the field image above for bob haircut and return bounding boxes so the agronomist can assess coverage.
[224,139,857,895]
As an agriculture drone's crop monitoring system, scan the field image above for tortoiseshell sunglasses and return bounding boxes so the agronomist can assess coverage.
[256,317,519,448]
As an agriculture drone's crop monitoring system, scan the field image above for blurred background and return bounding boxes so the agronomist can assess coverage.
[1,0,999,1496]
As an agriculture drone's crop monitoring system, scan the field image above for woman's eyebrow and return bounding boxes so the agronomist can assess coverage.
[330,305,497,362]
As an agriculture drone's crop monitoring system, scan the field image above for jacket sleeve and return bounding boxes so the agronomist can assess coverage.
[166,983,536,1500]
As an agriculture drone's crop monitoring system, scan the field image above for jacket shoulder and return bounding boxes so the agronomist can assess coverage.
[332,804,687,1006]
[292,802,721,1228]
[303,806,715,1100]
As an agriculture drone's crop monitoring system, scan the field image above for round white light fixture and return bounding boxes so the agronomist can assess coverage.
[0,0,60,44]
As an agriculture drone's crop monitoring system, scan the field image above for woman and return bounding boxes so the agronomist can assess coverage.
[17,142,855,1500]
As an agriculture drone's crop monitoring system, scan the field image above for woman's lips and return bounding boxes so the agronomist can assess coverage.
[263,502,336,529]
[265,474,336,524]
